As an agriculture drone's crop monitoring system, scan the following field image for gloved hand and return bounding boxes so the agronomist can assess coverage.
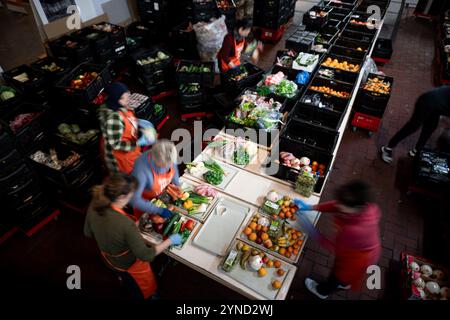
[138,119,154,129]
[294,198,313,211]
[159,208,173,219]
[296,211,320,241]
[169,234,183,246]
[137,135,152,147]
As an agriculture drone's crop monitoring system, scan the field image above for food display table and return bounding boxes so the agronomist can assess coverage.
[140,9,386,300]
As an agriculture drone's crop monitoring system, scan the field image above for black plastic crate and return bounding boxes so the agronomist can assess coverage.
[353,102,386,117]
[95,48,115,64]
[179,83,204,106]
[291,101,344,131]
[413,150,450,186]
[193,0,217,11]
[285,35,315,53]
[0,148,25,176]
[309,76,355,105]
[347,13,379,34]
[300,88,350,114]
[128,93,153,120]
[254,14,287,29]
[334,38,370,54]
[55,63,111,106]
[140,69,166,87]
[357,73,393,108]
[316,65,358,85]
[341,29,375,43]
[0,163,35,194]
[126,22,153,47]
[169,22,198,59]
[330,44,367,61]
[3,65,49,99]
[48,35,93,65]
[29,142,94,189]
[222,63,265,95]
[281,117,339,154]
[131,48,172,75]
[72,27,112,54]
[5,177,42,209]
[271,141,333,193]
[54,114,100,155]
[0,126,17,158]
[372,38,393,60]
[13,191,50,223]
[303,6,333,31]
[31,57,71,84]
[321,53,363,73]
[2,103,48,155]
[325,18,342,30]
[316,33,337,46]
[176,60,215,88]
[0,85,21,118]
[92,22,126,47]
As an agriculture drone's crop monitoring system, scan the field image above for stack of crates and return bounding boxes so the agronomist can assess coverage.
[0,115,52,225]
[137,0,170,40]
[131,48,173,96]
[351,73,394,135]
[192,0,219,23]
[253,0,293,29]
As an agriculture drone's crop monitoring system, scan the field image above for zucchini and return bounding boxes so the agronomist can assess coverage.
[172,220,182,235]
[162,213,180,236]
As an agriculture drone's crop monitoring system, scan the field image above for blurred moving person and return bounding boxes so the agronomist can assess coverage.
[295,180,381,299]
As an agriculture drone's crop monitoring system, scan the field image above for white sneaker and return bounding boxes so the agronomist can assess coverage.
[408,148,417,157]
[305,277,328,299]
[381,146,393,163]
[338,284,351,290]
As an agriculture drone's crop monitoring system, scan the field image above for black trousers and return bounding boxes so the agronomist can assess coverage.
[388,97,441,150]
[316,274,347,296]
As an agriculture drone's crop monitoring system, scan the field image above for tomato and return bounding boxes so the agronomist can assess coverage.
[185,220,195,231]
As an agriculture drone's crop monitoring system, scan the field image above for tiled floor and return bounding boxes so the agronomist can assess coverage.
[1,7,449,300]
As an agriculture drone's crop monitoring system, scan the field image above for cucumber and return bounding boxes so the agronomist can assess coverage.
[162,213,180,236]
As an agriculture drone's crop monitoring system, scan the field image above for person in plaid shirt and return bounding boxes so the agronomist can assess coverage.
[98,82,155,174]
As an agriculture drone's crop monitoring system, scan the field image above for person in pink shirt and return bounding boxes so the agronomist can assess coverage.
[294,180,382,299]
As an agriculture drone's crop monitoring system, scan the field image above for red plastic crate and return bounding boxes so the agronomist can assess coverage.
[351,112,382,132]
[259,24,286,43]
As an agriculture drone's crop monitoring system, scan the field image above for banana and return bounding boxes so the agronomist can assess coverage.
[240,251,251,269]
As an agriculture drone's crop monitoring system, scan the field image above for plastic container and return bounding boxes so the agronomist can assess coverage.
[309,76,355,99]
[131,48,172,75]
[31,57,71,84]
[2,102,49,155]
[300,88,350,114]
[280,117,339,154]
[330,45,367,61]
[48,35,92,65]
[221,62,265,95]
[335,38,370,52]
[29,142,94,189]
[316,65,359,84]
[176,60,215,88]
[358,73,394,108]
[0,85,22,118]
[72,27,112,54]
[55,63,112,106]
[346,13,379,34]
[92,22,126,47]
[291,101,344,131]
[3,65,49,100]
[341,29,375,43]
[303,6,333,31]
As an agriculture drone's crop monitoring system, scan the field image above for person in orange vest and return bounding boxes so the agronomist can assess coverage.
[84,173,182,300]
[131,139,181,221]
[218,18,259,73]
[98,82,156,175]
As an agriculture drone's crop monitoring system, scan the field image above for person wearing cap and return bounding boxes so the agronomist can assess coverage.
[98,82,156,175]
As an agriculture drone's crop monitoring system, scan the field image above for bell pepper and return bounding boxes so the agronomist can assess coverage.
[185,220,195,231]
[183,199,193,210]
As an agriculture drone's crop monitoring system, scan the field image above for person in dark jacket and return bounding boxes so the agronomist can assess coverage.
[84,173,182,299]
[381,86,450,163]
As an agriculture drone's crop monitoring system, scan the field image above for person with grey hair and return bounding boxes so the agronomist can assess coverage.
[131,139,181,220]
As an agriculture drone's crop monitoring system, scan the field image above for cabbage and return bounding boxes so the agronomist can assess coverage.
[71,124,81,134]
[0,91,15,101]
[58,123,71,134]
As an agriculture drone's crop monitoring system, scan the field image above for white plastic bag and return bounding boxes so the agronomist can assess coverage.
[193,15,228,55]
[361,58,379,84]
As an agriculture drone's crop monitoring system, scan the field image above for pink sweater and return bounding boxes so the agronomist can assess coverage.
[314,201,382,255]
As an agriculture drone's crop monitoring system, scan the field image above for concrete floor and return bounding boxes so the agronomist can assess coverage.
[1,6,449,301]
